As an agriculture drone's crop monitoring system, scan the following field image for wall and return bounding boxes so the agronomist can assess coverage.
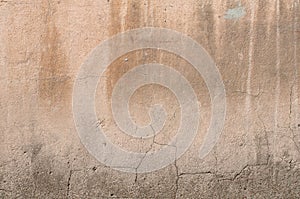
[0,0,300,198]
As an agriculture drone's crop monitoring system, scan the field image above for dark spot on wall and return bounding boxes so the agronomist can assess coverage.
[32,156,67,197]
[31,144,42,163]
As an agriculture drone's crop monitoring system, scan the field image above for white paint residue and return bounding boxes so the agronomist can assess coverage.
[246,1,255,114]
[224,2,246,20]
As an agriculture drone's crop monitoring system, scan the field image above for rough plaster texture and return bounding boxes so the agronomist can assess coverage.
[0,0,300,198]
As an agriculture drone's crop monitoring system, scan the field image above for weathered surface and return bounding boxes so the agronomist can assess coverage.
[0,0,300,198]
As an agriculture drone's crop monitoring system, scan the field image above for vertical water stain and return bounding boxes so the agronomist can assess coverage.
[125,0,142,29]
[109,0,123,36]
[38,1,70,107]
[197,2,216,57]
[107,0,143,98]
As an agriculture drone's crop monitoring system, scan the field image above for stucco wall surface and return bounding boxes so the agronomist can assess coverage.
[0,0,300,198]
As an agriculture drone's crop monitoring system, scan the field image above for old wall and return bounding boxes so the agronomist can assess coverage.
[1,0,300,198]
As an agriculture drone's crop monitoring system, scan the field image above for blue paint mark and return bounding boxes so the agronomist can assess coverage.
[224,2,246,20]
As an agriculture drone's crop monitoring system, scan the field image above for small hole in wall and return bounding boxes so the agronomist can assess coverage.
[298,124,300,127]
[110,193,115,197]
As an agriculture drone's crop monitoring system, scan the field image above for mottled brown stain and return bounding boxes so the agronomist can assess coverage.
[125,0,142,29]
[106,0,144,99]
[38,0,70,106]
[99,1,213,153]
[96,48,210,153]
[109,0,122,36]
[109,0,142,35]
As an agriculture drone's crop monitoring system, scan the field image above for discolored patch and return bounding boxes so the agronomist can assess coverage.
[38,1,70,107]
